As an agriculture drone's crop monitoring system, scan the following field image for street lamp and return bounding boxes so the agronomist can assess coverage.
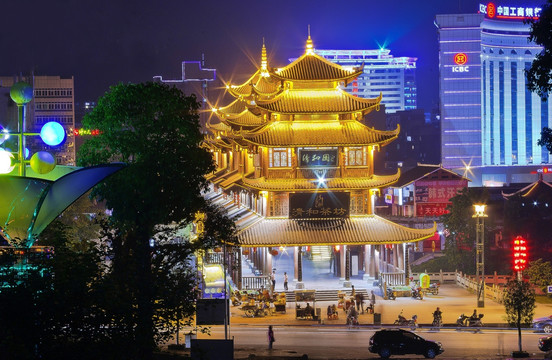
[473,204,487,308]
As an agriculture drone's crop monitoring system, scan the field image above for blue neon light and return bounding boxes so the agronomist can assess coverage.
[40,121,66,146]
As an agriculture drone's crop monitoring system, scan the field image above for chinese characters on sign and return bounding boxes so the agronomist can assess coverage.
[479,3,541,20]
[298,149,338,167]
[289,192,350,219]
[414,179,467,217]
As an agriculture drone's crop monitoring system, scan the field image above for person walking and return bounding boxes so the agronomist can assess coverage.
[369,290,376,314]
[283,272,288,291]
[268,325,275,350]
[271,270,276,292]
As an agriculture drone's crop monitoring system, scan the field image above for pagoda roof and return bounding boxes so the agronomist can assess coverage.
[241,172,400,191]
[503,179,552,199]
[236,215,436,247]
[271,52,363,83]
[391,164,469,188]
[227,71,282,98]
[212,99,264,128]
[255,89,381,115]
[234,120,398,147]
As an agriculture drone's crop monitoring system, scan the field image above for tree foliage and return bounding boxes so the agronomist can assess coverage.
[76,82,234,357]
[503,280,536,326]
[440,187,493,273]
[525,258,552,292]
[526,0,552,99]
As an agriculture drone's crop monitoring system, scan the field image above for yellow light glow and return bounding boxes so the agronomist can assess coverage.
[211,107,217,112]
[473,204,487,217]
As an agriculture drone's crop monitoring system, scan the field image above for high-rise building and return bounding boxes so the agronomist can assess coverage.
[315,49,417,113]
[0,75,76,166]
[437,3,551,186]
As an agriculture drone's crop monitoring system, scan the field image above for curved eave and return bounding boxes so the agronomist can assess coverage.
[255,89,382,115]
[241,172,401,191]
[226,71,261,98]
[223,110,264,127]
[236,120,399,147]
[270,52,364,83]
[235,215,437,247]
[215,98,248,116]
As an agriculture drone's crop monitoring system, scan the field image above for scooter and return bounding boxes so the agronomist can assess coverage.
[411,286,423,300]
[386,287,396,300]
[457,313,484,329]
[432,313,442,328]
[394,310,417,330]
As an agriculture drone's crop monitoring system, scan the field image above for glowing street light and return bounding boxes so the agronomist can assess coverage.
[473,204,488,308]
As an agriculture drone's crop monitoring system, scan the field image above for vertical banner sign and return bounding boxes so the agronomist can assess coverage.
[289,192,350,219]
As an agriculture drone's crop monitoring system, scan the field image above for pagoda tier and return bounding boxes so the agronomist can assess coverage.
[212,99,264,129]
[227,70,282,99]
[241,172,400,191]
[270,36,363,84]
[230,120,399,147]
[256,89,381,115]
[236,216,436,247]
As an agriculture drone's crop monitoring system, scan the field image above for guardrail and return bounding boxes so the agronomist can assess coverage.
[411,271,457,283]
[241,275,271,290]
[380,272,405,286]
[455,272,505,303]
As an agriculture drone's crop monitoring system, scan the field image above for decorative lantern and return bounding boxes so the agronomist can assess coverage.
[334,245,340,252]
[513,235,528,272]
[270,249,278,256]
[242,249,250,255]
[214,247,222,253]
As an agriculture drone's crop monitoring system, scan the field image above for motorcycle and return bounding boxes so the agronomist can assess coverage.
[426,282,440,295]
[411,286,423,300]
[386,287,396,300]
[432,313,442,328]
[346,313,359,325]
[394,310,417,330]
[457,313,484,328]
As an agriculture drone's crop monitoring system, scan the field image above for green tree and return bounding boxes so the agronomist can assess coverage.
[525,258,552,293]
[440,188,493,273]
[526,0,552,99]
[503,280,535,355]
[77,82,233,358]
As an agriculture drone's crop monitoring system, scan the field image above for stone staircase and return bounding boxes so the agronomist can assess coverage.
[282,288,369,303]
[310,245,332,262]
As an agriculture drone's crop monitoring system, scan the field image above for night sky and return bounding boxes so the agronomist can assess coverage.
[0,0,517,111]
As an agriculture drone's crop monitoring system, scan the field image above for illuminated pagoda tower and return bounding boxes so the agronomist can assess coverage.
[205,36,436,289]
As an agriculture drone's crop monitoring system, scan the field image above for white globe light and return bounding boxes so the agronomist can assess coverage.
[0,149,15,174]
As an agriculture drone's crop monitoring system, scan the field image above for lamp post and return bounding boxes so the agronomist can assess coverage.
[473,204,487,308]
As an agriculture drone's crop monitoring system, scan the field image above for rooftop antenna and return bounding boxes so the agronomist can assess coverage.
[308,24,311,37]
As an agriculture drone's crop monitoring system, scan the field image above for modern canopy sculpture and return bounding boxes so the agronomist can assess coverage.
[0,163,125,248]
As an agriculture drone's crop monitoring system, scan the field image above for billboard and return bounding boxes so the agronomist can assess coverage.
[289,192,350,219]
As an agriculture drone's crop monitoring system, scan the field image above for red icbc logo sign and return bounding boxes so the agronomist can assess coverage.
[487,2,496,18]
[454,53,468,65]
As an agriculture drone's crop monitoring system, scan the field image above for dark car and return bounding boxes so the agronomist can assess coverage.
[534,316,552,333]
[369,329,444,359]
[539,336,552,351]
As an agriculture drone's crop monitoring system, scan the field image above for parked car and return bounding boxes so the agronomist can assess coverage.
[533,316,552,333]
[369,329,444,359]
[539,336,552,351]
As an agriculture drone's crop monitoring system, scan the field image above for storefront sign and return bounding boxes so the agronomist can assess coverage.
[415,179,466,203]
[385,193,393,204]
[298,149,338,167]
[479,3,541,20]
[416,203,450,217]
[289,192,349,219]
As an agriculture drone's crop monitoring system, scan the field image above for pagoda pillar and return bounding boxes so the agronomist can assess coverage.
[339,245,346,281]
[393,244,399,272]
[363,245,371,281]
[266,248,273,278]
[398,243,405,272]
[294,246,299,282]
[374,246,380,280]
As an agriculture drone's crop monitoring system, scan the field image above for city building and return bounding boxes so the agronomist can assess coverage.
[381,109,441,172]
[315,49,417,113]
[153,58,216,132]
[0,75,76,166]
[436,2,552,186]
[205,36,435,289]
